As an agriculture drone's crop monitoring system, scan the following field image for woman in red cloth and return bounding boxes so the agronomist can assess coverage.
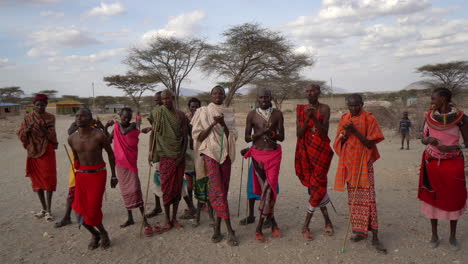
[17,94,58,222]
[419,87,468,251]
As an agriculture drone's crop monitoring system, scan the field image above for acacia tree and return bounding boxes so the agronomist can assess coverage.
[416,61,468,95]
[0,86,24,103]
[103,72,159,111]
[201,23,314,106]
[125,36,209,105]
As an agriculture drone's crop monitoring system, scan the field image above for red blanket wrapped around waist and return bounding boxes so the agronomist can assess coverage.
[418,152,467,212]
[72,161,107,226]
[243,146,282,200]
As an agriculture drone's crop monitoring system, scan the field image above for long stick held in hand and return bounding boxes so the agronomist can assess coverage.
[237,157,244,217]
[63,144,76,178]
[140,129,157,238]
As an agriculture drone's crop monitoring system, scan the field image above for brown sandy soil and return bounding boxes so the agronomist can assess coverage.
[1,112,467,264]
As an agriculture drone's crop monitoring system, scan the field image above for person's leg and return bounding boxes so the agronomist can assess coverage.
[211,217,223,243]
[46,191,53,214]
[371,232,387,254]
[430,219,439,245]
[320,206,334,236]
[146,195,163,218]
[172,201,183,229]
[37,190,47,211]
[120,210,134,228]
[96,224,110,249]
[406,133,410,150]
[449,220,459,250]
[240,198,256,225]
[138,206,150,227]
[302,210,314,240]
[224,217,239,246]
[193,201,203,227]
[54,199,73,227]
[82,223,101,250]
[400,133,405,149]
[207,201,215,226]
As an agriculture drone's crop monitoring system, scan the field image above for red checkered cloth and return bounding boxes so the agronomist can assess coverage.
[295,105,334,207]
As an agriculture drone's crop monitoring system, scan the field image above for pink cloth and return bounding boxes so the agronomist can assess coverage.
[423,122,460,160]
[113,123,140,174]
[243,146,282,200]
[421,201,466,220]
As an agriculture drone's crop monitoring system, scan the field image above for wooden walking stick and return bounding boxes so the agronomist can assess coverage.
[63,144,76,178]
[140,130,157,238]
[341,149,366,253]
[237,156,245,217]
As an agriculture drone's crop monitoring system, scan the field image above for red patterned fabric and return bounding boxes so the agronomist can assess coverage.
[17,111,58,158]
[72,162,107,227]
[159,157,185,206]
[26,143,57,191]
[295,105,334,207]
[348,162,378,238]
[116,166,144,209]
[203,155,231,219]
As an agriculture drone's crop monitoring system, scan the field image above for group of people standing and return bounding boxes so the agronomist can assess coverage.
[17,84,467,253]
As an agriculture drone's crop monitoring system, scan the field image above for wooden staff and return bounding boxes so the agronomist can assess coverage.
[140,128,157,238]
[341,149,366,253]
[237,156,244,217]
[63,144,76,178]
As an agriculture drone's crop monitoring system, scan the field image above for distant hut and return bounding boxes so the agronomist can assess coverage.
[105,103,125,113]
[56,100,83,115]
[0,102,20,117]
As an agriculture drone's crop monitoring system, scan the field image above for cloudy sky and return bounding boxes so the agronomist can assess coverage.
[0,0,467,97]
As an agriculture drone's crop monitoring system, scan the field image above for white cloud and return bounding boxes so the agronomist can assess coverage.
[85,2,126,17]
[27,47,58,57]
[142,10,206,43]
[40,10,64,18]
[47,48,126,64]
[0,58,14,69]
[30,26,99,47]
[420,19,468,40]
[319,0,431,21]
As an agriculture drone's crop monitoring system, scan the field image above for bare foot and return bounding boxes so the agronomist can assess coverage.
[263,218,272,229]
[120,219,134,228]
[302,227,313,241]
[324,223,334,236]
[100,232,110,249]
[192,221,200,228]
[88,235,100,250]
[146,208,162,218]
[179,209,197,220]
[54,218,71,228]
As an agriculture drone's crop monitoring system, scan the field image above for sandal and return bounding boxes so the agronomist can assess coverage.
[302,227,313,241]
[45,212,54,222]
[153,223,172,234]
[272,227,281,238]
[34,209,46,219]
[255,232,266,242]
[144,226,154,237]
[324,223,334,236]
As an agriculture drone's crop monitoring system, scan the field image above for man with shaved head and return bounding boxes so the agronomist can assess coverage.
[149,89,188,232]
[243,88,284,242]
[68,108,117,250]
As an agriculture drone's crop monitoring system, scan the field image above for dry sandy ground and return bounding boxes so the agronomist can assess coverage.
[1,113,467,264]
